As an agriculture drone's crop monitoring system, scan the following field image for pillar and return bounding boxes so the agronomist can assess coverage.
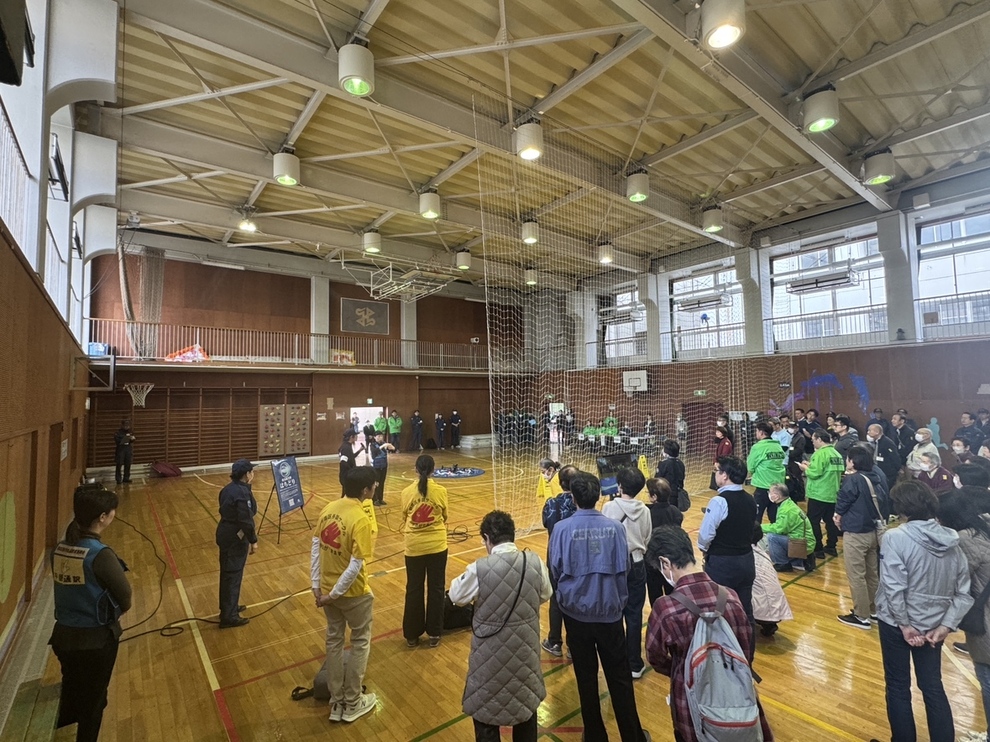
[310,276,329,363]
[877,210,917,342]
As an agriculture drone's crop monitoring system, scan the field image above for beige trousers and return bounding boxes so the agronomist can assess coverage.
[324,592,374,705]
[843,530,880,620]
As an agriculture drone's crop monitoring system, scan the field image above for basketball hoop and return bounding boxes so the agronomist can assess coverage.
[124,383,155,407]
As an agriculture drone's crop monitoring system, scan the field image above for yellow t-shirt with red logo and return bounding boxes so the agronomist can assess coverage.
[400,479,449,557]
[313,497,374,597]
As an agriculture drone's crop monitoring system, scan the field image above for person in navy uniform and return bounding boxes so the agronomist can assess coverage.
[216,459,258,628]
[450,410,462,448]
[369,431,396,506]
[410,410,424,451]
[50,483,132,742]
[113,419,135,484]
[435,413,447,450]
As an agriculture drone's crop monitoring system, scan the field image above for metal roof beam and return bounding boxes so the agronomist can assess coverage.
[124,0,737,246]
[612,0,893,212]
[853,101,990,156]
[639,111,758,167]
[797,0,990,96]
[283,91,327,148]
[120,77,289,116]
[424,149,482,189]
[376,23,643,66]
[514,29,654,123]
[722,164,825,202]
[351,0,391,40]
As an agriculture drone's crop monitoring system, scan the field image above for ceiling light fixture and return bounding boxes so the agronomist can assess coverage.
[521,220,539,244]
[273,150,300,186]
[339,41,375,97]
[236,205,257,233]
[626,171,650,202]
[863,149,896,186]
[702,205,723,233]
[455,250,472,270]
[701,0,746,50]
[803,86,839,133]
[514,121,543,161]
[524,269,538,286]
[419,191,441,219]
[362,230,381,254]
[597,243,614,265]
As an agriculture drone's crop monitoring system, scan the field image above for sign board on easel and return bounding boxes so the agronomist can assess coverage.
[259,456,311,543]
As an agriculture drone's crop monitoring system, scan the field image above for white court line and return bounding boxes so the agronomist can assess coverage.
[174,576,220,692]
[943,642,982,692]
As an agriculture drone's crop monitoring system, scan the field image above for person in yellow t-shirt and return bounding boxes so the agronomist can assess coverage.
[537,459,563,500]
[311,466,379,724]
[400,455,449,648]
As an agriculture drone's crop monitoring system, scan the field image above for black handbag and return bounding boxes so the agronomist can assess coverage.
[959,579,990,636]
[677,488,691,512]
[443,591,474,630]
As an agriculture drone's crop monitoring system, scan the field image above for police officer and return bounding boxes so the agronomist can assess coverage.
[450,409,462,448]
[50,483,132,742]
[369,431,396,506]
[216,459,258,628]
[113,419,135,484]
[410,410,424,451]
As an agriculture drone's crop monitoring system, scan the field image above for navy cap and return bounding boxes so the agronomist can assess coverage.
[231,459,255,478]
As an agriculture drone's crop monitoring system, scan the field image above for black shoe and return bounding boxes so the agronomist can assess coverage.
[122,479,132,484]
[374,500,387,507]
[219,617,250,629]
[803,557,817,572]
[773,563,793,573]
[954,642,970,655]
[813,550,825,559]
[837,613,871,630]
[823,546,838,557]
[237,604,246,613]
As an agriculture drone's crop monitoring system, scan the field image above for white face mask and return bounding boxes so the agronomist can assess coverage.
[915,433,926,442]
[953,446,965,454]
[954,476,963,489]
[660,560,675,586]
[920,463,933,472]
[866,435,876,442]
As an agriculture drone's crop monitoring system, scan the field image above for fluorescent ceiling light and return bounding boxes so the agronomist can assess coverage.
[702,206,723,233]
[598,243,614,264]
[864,150,896,186]
[339,42,375,97]
[515,122,543,161]
[522,220,539,244]
[626,171,649,202]
[702,0,746,50]
[420,191,441,219]
[804,87,839,133]
[524,269,538,286]
[455,250,471,270]
[273,151,300,186]
[363,231,381,254]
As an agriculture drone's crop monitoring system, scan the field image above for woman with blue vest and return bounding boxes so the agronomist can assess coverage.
[50,483,132,742]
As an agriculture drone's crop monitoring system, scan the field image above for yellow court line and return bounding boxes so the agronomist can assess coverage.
[760,694,864,741]
[943,643,983,692]
[174,576,220,692]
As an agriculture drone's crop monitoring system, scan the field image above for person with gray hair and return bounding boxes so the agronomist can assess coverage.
[449,511,552,741]
[907,428,940,476]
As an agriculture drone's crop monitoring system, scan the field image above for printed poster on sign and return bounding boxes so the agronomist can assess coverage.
[270,457,304,515]
[340,298,389,336]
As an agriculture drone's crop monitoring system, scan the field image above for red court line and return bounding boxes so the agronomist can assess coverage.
[219,626,404,692]
[146,493,180,580]
[213,689,242,742]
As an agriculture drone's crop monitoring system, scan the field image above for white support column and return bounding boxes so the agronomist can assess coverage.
[310,276,330,363]
[735,247,768,356]
[567,291,599,369]
[401,299,417,368]
[877,210,917,342]
[637,273,663,364]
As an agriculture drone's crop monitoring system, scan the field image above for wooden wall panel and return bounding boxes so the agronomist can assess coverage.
[418,375,492,436]
[417,296,488,344]
[329,282,401,340]
[89,256,311,333]
[311,373,421,453]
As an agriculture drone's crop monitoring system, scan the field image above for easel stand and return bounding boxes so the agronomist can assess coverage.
[258,485,311,544]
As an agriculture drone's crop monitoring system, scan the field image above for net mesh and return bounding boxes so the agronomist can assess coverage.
[471,93,795,531]
[124,382,155,407]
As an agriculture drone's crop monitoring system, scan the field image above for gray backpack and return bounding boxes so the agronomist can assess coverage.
[671,587,764,742]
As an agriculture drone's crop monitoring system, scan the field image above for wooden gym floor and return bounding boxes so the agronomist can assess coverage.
[47,451,987,740]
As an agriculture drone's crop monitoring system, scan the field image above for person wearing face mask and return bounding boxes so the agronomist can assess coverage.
[917,453,953,494]
[951,437,976,466]
[644,526,774,742]
[907,428,941,477]
[955,412,985,453]
[866,423,901,485]
[953,463,990,490]
[709,425,734,491]
[760,483,816,572]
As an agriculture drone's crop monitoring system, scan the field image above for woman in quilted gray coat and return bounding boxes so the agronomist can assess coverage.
[448,511,552,741]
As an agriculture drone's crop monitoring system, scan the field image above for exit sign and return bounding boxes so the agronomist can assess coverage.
[693,389,707,397]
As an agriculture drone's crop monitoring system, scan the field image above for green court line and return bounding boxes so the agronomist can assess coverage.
[411,662,573,741]
[541,733,565,741]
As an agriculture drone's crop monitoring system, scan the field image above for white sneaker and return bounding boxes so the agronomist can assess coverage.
[342,692,377,722]
[328,702,343,723]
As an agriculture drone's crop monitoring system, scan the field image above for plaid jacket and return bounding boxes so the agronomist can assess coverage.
[645,572,773,742]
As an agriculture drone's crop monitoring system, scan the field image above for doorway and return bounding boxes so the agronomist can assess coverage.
[350,406,385,465]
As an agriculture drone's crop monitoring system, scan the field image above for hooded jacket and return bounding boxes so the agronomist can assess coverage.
[875,519,973,632]
[835,469,890,534]
[602,497,652,563]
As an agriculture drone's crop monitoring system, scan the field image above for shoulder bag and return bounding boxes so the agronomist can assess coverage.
[861,474,887,542]
[787,513,810,559]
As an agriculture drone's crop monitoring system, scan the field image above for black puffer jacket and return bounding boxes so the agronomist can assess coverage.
[835,469,890,534]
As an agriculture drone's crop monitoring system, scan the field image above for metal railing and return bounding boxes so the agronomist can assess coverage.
[0,97,31,254]
[87,318,490,371]
[670,323,746,360]
[44,223,68,320]
[917,290,990,341]
[767,305,887,352]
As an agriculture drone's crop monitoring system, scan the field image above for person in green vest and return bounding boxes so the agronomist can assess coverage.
[799,429,845,559]
[761,483,816,572]
[747,421,786,524]
[374,411,388,436]
[387,410,403,449]
[603,415,618,432]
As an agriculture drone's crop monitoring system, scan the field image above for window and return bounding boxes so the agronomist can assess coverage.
[669,265,744,350]
[918,213,990,299]
[603,289,647,360]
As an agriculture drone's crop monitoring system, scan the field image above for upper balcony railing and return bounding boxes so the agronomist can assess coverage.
[0,97,31,254]
[917,290,990,341]
[87,318,489,372]
[767,305,888,352]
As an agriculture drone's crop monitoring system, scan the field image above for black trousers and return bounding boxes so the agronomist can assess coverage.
[704,551,756,623]
[373,467,387,503]
[218,540,249,623]
[562,615,648,742]
[807,498,840,551]
[451,426,460,446]
[114,448,132,483]
[403,549,448,640]
[547,591,564,646]
[54,640,119,742]
[473,714,537,742]
[754,488,778,524]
